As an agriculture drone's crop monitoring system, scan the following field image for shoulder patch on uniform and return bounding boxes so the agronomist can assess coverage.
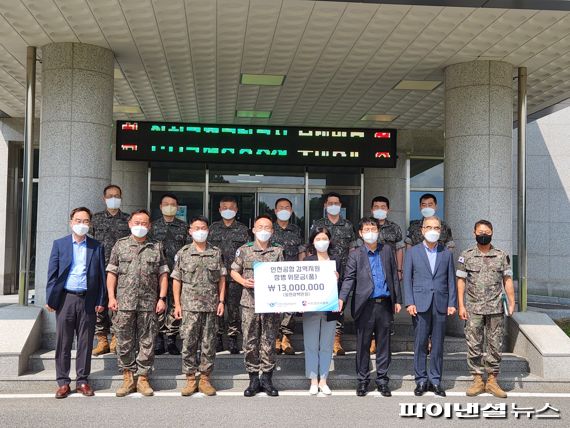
[246,242,254,247]
[458,256,465,263]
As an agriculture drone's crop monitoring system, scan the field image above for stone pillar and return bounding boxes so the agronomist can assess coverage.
[35,43,114,340]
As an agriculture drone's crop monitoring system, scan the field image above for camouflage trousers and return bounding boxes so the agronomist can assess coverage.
[278,312,296,337]
[114,310,158,376]
[95,305,114,336]
[241,306,280,373]
[180,311,217,375]
[216,280,242,338]
[158,279,181,337]
[465,313,504,375]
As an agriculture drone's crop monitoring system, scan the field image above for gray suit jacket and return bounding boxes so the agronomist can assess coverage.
[403,242,457,314]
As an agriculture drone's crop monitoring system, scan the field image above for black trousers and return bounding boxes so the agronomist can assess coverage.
[354,299,393,385]
[55,291,96,387]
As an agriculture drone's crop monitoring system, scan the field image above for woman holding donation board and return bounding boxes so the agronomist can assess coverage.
[302,227,341,395]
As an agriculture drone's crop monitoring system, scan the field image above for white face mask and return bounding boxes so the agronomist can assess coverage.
[314,240,330,253]
[326,204,341,216]
[255,230,272,242]
[372,209,388,220]
[220,209,237,220]
[276,210,292,222]
[362,232,379,244]
[191,230,208,243]
[131,225,148,238]
[421,207,435,218]
[161,205,178,217]
[72,224,89,236]
[424,230,440,243]
[105,197,121,210]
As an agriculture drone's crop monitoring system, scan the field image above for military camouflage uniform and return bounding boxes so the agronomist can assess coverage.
[89,209,130,336]
[231,242,283,373]
[456,245,512,375]
[405,219,455,249]
[148,216,190,337]
[207,220,250,338]
[355,219,405,251]
[271,222,304,337]
[171,243,226,375]
[310,217,356,334]
[106,236,169,376]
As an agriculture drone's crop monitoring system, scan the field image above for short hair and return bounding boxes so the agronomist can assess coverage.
[323,192,342,204]
[275,197,293,208]
[422,216,442,227]
[474,219,493,231]
[420,193,437,205]
[219,196,238,206]
[306,226,334,255]
[128,209,151,222]
[103,184,122,196]
[70,207,92,220]
[190,215,210,227]
[358,216,379,231]
[254,214,273,224]
[371,196,390,209]
[160,193,179,204]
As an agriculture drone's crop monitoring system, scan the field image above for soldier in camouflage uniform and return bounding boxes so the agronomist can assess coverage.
[310,192,356,355]
[456,219,515,398]
[406,193,454,250]
[148,193,190,356]
[89,184,130,356]
[172,216,226,396]
[271,197,305,355]
[106,210,169,397]
[231,214,284,397]
[207,196,250,354]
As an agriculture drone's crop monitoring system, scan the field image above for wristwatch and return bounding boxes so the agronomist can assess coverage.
[219,300,225,305]
[159,296,167,302]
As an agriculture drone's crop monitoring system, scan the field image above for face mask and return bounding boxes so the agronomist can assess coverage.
[314,240,330,253]
[421,207,435,218]
[362,232,379,244]
[131,225,148,238]
[326,205,341,216]
[476,234,492,245]
[161,205,178,217]
[424,230,440,243]
[191,230,209,243]
[373,209,388,220]
[72,224,89,236]
[106,197,121,210]
[220,209,237,220]
[255,230,272,242]
[276,210,292,222]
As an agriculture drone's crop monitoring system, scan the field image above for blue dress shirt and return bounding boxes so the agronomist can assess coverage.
[65,237,88,292]
[423,242,438,274]
[367,246,389,298]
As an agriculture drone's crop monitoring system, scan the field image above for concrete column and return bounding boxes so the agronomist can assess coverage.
[35,43,114,341]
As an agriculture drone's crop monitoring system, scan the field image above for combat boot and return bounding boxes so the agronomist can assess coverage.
[228,336,240,355]
[485,373,507,398]
[198,372,217,396]
[181,374,198,396]
[369,337,376,355]
[466,374,485,396]
[260,371,279,397]
[92,334,110,356]
[116,370,136,397]
[244,372,260,397]
[166,335,180,355]
[275,336,282,354]
[216,334,224,353]
[154,333,166,355]
[137,375,154,396]
[109,334,117,354]
[281,335,295,355]
[333,333,345,356]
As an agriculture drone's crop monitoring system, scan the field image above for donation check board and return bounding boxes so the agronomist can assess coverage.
[254,261,339,313]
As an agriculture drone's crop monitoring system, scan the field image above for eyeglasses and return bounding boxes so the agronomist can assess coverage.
[361,228,378,233]
[422,226,441,231]
[72,218,90,225]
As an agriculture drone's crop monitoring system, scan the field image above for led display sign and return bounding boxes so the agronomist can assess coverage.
[116,121,397,168]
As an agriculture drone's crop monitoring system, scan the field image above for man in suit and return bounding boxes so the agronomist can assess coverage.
[338,217,401,397]
[404,216,457,397]
[45,207,107,399]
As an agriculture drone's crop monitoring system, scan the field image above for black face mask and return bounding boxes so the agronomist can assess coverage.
[476,234,492,245]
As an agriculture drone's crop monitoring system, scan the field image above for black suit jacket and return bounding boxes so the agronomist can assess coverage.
[339,244,401,320]
[46,235,107,314]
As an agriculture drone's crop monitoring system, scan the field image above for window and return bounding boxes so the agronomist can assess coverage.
[409,158,444,223]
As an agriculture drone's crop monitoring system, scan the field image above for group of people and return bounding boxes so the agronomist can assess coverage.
[45,185,515,400]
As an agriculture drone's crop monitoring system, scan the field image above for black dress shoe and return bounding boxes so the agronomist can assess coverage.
[377,384,391,397]
[356,383,368,397]
[414,382,428,396]
[431,384,446,397]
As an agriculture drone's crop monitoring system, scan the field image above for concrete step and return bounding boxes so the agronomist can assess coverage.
[29,349,529,375]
